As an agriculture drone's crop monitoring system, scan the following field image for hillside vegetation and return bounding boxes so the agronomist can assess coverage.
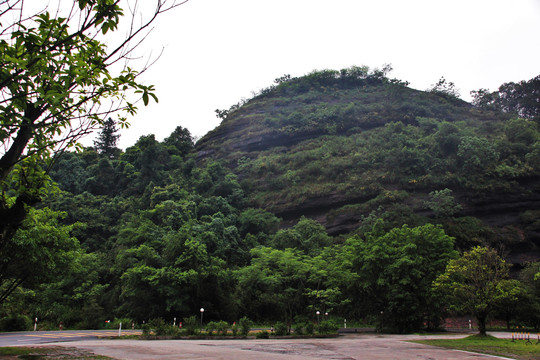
[197,67,540,255]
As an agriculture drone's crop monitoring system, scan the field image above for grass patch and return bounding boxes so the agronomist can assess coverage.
[412,334,540,360]
[0,346,111,359]
[0,347,49,356]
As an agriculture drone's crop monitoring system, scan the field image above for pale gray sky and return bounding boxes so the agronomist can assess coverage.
[102,0,540,149]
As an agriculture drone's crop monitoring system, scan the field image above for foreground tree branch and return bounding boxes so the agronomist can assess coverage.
[0,0,188,249]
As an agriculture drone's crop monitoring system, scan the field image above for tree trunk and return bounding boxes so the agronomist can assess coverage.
[0,193,40,249]
[477,315,487,336]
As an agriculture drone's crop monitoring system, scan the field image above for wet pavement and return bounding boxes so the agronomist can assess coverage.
[45,332,516,359]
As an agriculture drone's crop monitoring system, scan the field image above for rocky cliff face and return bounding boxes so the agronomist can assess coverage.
[196,70,540,264]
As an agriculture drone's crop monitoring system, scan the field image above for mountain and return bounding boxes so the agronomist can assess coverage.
[196,67,540,263]
[11,68,540,329]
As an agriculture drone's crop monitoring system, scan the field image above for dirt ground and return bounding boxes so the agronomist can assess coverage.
[37,333,516,360]
[0,346,108,359]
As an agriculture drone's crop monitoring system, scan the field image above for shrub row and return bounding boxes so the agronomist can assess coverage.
[140,317,339,338]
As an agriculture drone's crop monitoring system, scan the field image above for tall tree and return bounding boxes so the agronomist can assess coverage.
[163,126,194,157]
[0,0,187,248]
[471,75,540,122]
[434,246,512,335]
[94,118,120,159]
[235,247,313,324]
[345,222,457,332]
[497,75,540,121]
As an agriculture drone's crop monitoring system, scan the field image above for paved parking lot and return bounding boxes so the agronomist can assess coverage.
[47,333,515,359]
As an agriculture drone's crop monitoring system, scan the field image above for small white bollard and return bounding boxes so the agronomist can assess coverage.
[119,322,122,337]
[344,319,347,329]
[34,317,38,331]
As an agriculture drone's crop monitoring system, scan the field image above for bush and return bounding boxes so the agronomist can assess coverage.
[231,323,238,336]
[141,322,151,336]
[33,321,57,331]
[143,318,179,336]
[294,322,315,335]
[110,318,133,330]
[305,321,315,334]
[215,320,229,336]
[274,321,289,336]
[0,315,31,331]
[318,320,339,334]
[206,320,229,336]
[293,323,305,335]
[256,330,270,339]
[182,315,199,336]
[238,316,252,336]
[65,298,105,329]
[206,321,216,336]
[153,318,172,336]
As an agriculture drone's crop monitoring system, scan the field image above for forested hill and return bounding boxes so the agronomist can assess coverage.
[4,67,539,332]
[196,67,540,261]
[3,0,539,334]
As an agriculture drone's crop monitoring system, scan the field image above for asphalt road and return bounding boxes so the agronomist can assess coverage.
[0,329,141,347]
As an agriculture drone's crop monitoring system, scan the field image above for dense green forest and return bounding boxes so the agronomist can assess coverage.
[1,66,540,334]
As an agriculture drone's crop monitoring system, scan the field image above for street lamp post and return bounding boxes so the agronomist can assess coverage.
[316,311,320,326]
[200,308,204,328]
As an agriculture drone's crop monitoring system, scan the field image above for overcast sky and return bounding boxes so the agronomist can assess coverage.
[100,0,540,149]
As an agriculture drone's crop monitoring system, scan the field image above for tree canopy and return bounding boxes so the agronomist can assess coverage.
[343,222,457,332]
